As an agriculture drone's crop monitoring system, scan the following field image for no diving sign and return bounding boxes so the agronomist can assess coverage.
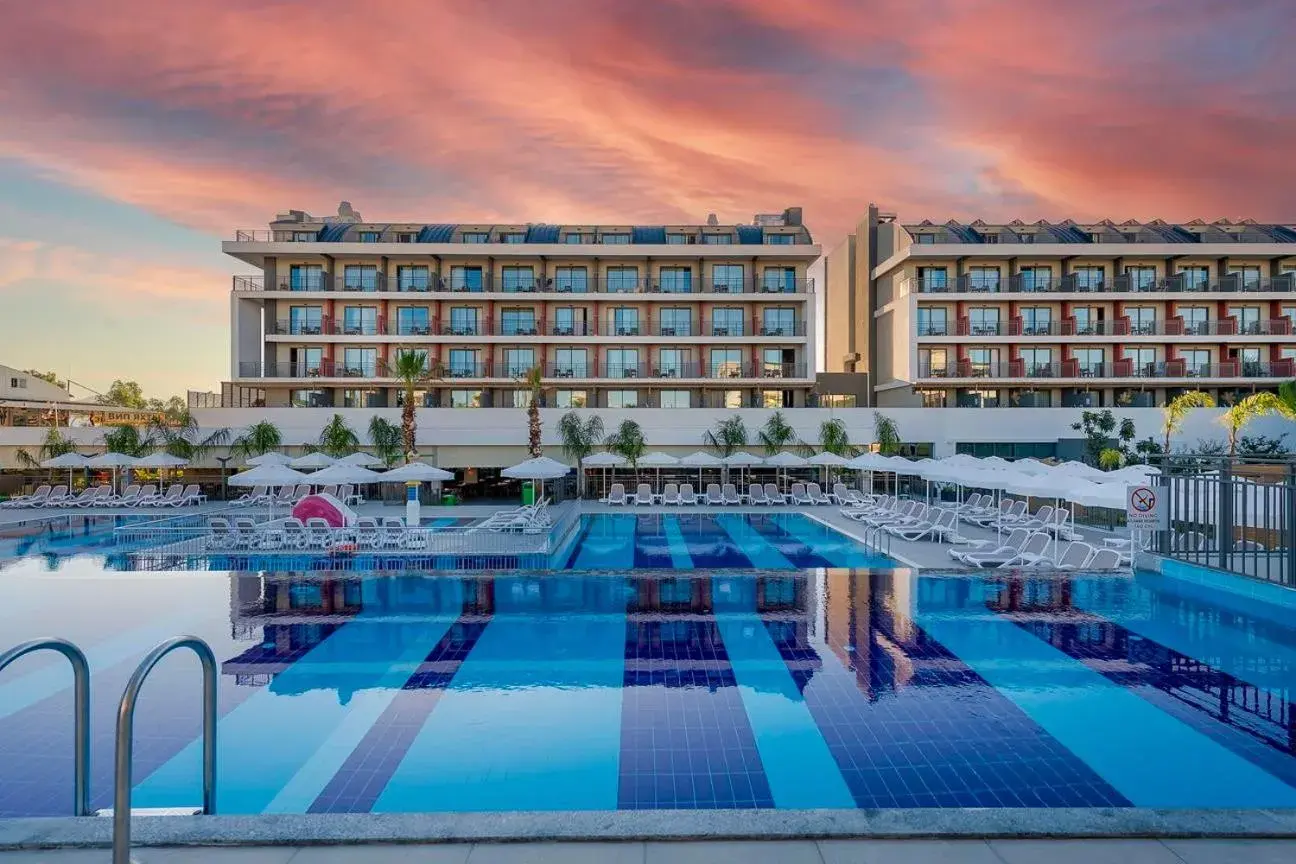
[1127,485,1167,529]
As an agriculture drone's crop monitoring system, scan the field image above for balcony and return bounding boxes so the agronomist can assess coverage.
[234,274,813,295]
[237,361,809,381]
[922,315,1295,339]
[917,359,1295,381]
[911,273,1296,295]
[269,317,806,339]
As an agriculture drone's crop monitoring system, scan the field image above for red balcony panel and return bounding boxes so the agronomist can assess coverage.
[955,316,970,336]
[1114,317,1131,336]
[1008,317,1023,336]
[1060,317,1076,336]
[1218,360,1240,377]
[1114,359,1133,377]
[1061,359,1080,377]
[1218,317,1238,336]
[1165,317,1184,336]
[1272,318,1292,335]
[956,359,974,377]
[1164,359,1186,377]
[1276,358,1295,377]
[1008,359,1025,378]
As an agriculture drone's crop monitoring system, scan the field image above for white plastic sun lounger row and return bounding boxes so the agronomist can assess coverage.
[946,528,1121,569]
[3,483,205,509]
[472,499,551,534]
[207,516,430,551]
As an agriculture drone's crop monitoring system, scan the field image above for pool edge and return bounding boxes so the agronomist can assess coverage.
[6,809,1296,849]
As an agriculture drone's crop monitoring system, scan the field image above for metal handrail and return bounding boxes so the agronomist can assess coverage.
[0,638,90,816]
[112,636,218,864]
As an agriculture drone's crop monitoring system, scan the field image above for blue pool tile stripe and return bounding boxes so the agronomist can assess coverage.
[712,577,855,809]
[373,578,630,812]
[572,514,636,569]
[915,599,1296,808]
[775,513,893,568]
[712,515,795,569]
[660,517,695,570]
[742,516,835,569]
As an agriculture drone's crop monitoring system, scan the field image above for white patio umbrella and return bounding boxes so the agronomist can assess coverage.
[723,451,764,490]
[39,452,89,490]
[764,451,808,491]
[679,451,722,490]
[133,452,190,496]
[501,455,571,502]
[382,462,455,483]
[290,452,337,470]
[1050,460,1107,480]
[807,451,848,488]
[582,451,625,499]
[1098,465,1160,484]
[87,452,139,495]
[245,452,293,466]
[340,452,384,467]
[638,452,680,492]
[305,463,383,485]
[1011,457,1053,475]
[229,463,311,518]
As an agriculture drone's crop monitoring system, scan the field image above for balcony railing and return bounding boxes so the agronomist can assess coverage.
[234,274,812,295]
[238,361,808,381]
[917,359,1295,380]
[912,273,1296,295]
[920,316,1295,339]
[269,318,807,338]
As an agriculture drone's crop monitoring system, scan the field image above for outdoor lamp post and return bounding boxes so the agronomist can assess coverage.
[215,456,232,501]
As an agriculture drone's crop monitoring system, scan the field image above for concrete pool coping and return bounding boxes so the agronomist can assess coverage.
[6,809,1296,849]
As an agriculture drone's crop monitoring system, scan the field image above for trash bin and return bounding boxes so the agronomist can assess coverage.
[441,492,457,506]
[521,482,535,506]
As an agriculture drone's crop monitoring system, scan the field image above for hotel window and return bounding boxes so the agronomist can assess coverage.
[1073,348,1104,376]
[554,390,588,408]
[712,307,744,336]
[657,349,688,378]
[762,348,787,377]
[660,267,694,294]
[1011,390,1051,407]
[611,307,640,336]
[450,266,484,292]
[288,264,325,291]
[980,233,999,244]
[448,349,480,378]
[394,348,429,372]
[916,307,948,336]
[761,267,797,293]
[1179,266,1210,291]
[919,391,946,408]
[9,376,24,389]
[1072,306,1101,335]
[1128,307,1157,335]
[1227,305,1262,334]
[1179,306,1209,335]
[501,233,525,244]
[1182,349,1210,376]
[820,394,858,408]
[1239,347,1263,375]
[291,347,323,375]
[564,233,591,245]
[761,308,796,336]
[1017,233,1036,244]
[1019,348,1053,376]
[397,265,431,291]
[710,348,744,378]
[342,306,378,335]
[710,264,744,293]
[292,232,316,242]
[461,232,489,243]
[968,266,1000,292]
[606,390,639,408]
[343,265,379,292]
[702,233,732,244]
[765,233,795,245]
[605,266,639,292]
[500,308,537,335]
[555,348,588,377]
[1020,307,1052,335]
[968,307,1001,336]
[358,231,381,243]
[288,306,322,335]
[716,390,744,408]
[914,233,936,245]
[1282,348,1296,362]
[554,266,588,293]
[666,233,689,245]
[1284,305,1296,325]
[501,266,535,293]
[607,348,640,378]
[957,389,1000,408]
[397,232,417,243]
[342,347,377,376]
[1125,266,1157,291]
[600,233,630,244]
[504,348,535,377]
[1018,266,1052,292]
[968,348,1000,375]
[659,390,690,408]
[504,390,531,408]
[450,390,483,407]
[1073,266,1104,291]
[396,389,436,408]
[916,267,948,292]
[290,389,330,408]
[553,307,587,336]
[395,306,430,335]
[447,307,479,336]
[760,391,789,408]
[1125,347,1157,374]
[659,307,692,336]
[1229,266,1262,289]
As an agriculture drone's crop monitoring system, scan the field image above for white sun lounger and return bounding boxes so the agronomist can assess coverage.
[633,483,654,505]
[748,484,770,505]
[662,484,680,505]
[764,483,786,505]
[886,508,959,542]
[806,483,831,505]
[788,483,811,505]
[678,483,697,505]
[705,484,723,506]
[604,483,627,505]
[721,483,742,505]
[949,528,1031,566]
[1087,548,1122,569]
[2,485,51,508]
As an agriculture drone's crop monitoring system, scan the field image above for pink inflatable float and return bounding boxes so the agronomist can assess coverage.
[291,493,356,527]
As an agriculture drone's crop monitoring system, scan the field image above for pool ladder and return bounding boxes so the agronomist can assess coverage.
[0,635,218,864]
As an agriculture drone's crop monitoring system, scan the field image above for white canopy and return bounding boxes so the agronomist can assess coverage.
[764,451,808,467]
[133,453,189,468]
[638,452,680,467]
[845,452,885,470]
[723,451,765,466]
[87,452,139,468]
[981,456,1012,468]
[679,451,723,467]
[229,463,310,487]
[1050,460,1107,479]
[340,452,384,467]
[584,452,627,467]
[40,453,89,469]
[807,452,849,467]
[381,462,455,483]
[937,454,982,469]
[502,456,571,480]
[304,463,384,485]
[1098,465,1160,484]
[1011,457,1053,475]
[245,452,293,466]
[290,452,337,469]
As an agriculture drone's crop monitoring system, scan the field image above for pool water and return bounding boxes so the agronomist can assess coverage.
[3,560,1296,816]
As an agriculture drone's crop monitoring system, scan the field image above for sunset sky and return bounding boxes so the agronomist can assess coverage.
[1,0,1293,399]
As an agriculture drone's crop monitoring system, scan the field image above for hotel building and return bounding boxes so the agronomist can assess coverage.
[825,206,1296,408]
[222,205,819,411]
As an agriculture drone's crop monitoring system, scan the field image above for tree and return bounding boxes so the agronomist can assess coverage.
[144,395,189,423]
[231,421,282,460]
[873,412,901,456]
[392,348,433,461]
[149,412,230,461]
[1161,390,1215,454]
[98,380,147,409]
[316,414,360,457]
[14,427,78,470]
[1098,448,1125,470]
[523,365,544,458]
[1239,434,1291,458]
[818,418,857,457]
[25,370,67,390]
[1220,392,1296,457]
[367,417,403,467]
[757,411,797,455]
[558,411,605,497]
[704,417,748,457]
[102,424,153,457]
[605,419,647,468]
[1280,380,1296,416]
[1071,409,1137,464]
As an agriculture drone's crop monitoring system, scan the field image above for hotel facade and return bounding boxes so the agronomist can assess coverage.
[221,205,819,412]
[825,206,1296,409]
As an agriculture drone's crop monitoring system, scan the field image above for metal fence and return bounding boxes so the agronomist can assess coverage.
[1151,456,1296,586]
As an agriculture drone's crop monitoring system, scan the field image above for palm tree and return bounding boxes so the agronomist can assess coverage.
[1162,390,1215,454]
[1098,448,1125,471]
[102,424,153,457]
[367,417,403,468]
[149,411,230,461]
[873,412,901,456]
[704,416,748,457]
[523,365,544,458]
[558,411,605,497]
[757,410,796,455]
[818,418,857,457]
[605,419,647,468]
[231,420,282,460]
[316,414,359,457]
[393,348,433,461]
[15,427,78,470]
[1279,379,1296,415]
[1220,392,1296,457]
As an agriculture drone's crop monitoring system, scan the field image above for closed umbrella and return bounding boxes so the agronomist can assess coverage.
[501,455,571,503]
[87,452,139,495]
[134,452,189,497]
[680,451,723,490]
[246,452,292,466]
[40,452,89,490]
[290,452,337,470]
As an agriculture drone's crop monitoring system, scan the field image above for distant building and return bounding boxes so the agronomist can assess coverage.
[0,364,152,427]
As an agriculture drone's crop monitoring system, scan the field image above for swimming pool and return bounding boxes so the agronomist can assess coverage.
[2,561,1296,817]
